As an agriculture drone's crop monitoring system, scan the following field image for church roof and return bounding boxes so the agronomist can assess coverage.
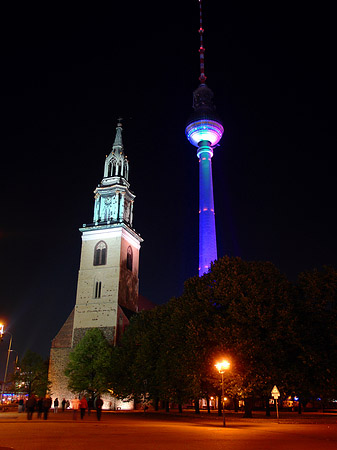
[138,294,157,311]
[119,305,137,321]
[51,308,74,348]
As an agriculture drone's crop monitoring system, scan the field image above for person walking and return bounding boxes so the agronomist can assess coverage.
[43,395,52,420]
[53,397,59,413]
[72,397,80,420]
[37,397,43,419]
[87,397,94,416]
[80,396,88,420]
[61,398,66,412]
[18,398,24,413]
[26,395,36,420]
[95,395,103,421]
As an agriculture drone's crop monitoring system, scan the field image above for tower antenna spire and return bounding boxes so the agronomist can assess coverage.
[198,0,206,84]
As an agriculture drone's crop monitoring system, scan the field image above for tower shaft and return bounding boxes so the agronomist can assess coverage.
[198,141,217,276]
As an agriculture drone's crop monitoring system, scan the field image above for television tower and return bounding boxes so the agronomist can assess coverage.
[185,0,224,276]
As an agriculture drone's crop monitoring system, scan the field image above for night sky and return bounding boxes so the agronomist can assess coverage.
[0,1,336,370]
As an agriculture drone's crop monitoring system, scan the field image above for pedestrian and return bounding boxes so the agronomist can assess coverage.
[66,399,70,409]
[43,395,52,420]
[26,395,36,420]
[80,396,88,420]
[95,395,103,421]
[61,398,66,412]
[88,397,94,416]
[18,398,24,413]
[37,397,43,418]
[72,397,80,420]
[53,397,59,413]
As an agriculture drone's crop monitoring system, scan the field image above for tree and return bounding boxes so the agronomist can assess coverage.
[293,266,337,406]
[202,257,297,416]
[65,328,113,397]
[154,257,297,416]
[110,307,167,407]
[11,350,50,397]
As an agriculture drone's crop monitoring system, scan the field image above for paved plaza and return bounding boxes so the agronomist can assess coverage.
[0,410,336,450]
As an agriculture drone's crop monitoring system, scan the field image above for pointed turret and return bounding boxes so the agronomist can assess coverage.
[103,120,129,181]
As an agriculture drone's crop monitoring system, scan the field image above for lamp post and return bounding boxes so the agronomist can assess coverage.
[0,325,13,405]
[215,359,230,427]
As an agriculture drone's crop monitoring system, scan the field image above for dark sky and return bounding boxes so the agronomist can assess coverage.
[0,1,336,367]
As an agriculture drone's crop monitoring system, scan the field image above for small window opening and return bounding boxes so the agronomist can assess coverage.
[127,246,133,271]
[95,281,102,299]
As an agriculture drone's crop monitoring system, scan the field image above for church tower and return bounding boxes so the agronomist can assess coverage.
[72,120,143,346]
[49,121,142,405]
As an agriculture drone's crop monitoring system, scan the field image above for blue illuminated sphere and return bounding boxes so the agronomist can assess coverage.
[185,119,224,147]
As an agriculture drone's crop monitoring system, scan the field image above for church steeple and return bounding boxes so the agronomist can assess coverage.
[93,121,135,227]
[103,120,129,181]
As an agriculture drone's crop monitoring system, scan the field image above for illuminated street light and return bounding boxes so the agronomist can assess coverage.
[0,324,13,405]
[215,359,230,427]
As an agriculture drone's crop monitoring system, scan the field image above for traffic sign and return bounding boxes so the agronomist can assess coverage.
[271,385,280,419]
[271,385,280,398]
[271,385,280,396]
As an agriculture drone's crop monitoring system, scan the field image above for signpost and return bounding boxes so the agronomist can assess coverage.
[271,385,280,419]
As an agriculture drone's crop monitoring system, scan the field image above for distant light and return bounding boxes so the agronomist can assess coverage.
[294,396,299,401]
[185,119,224,147]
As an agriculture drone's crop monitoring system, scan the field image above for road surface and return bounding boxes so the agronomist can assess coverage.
[0,410,336,449]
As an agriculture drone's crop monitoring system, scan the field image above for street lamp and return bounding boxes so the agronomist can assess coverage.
[0,324,13,405]
[215,359,230,427]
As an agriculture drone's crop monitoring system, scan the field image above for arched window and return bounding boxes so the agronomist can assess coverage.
[94,241,107,266]
[127,246,133,271]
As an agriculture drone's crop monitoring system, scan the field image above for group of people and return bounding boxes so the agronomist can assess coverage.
[22,394,104,421]
[71,395,104,421]
[53,397,70,413]
[25,395,54,420]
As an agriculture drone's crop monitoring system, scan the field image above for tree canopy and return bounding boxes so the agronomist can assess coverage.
[11,350,50,397]
[65,328,113,397]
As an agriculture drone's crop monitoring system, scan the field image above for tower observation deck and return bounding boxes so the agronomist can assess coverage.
[185,0,224,276]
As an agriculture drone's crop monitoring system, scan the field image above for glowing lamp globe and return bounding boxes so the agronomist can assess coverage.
[185,119,224,148]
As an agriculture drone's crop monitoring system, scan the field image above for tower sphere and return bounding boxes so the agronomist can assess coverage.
[185,83,224,147]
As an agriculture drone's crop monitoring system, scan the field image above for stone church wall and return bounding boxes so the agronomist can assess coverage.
[72,325,115,347]
[48,347,73,402]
